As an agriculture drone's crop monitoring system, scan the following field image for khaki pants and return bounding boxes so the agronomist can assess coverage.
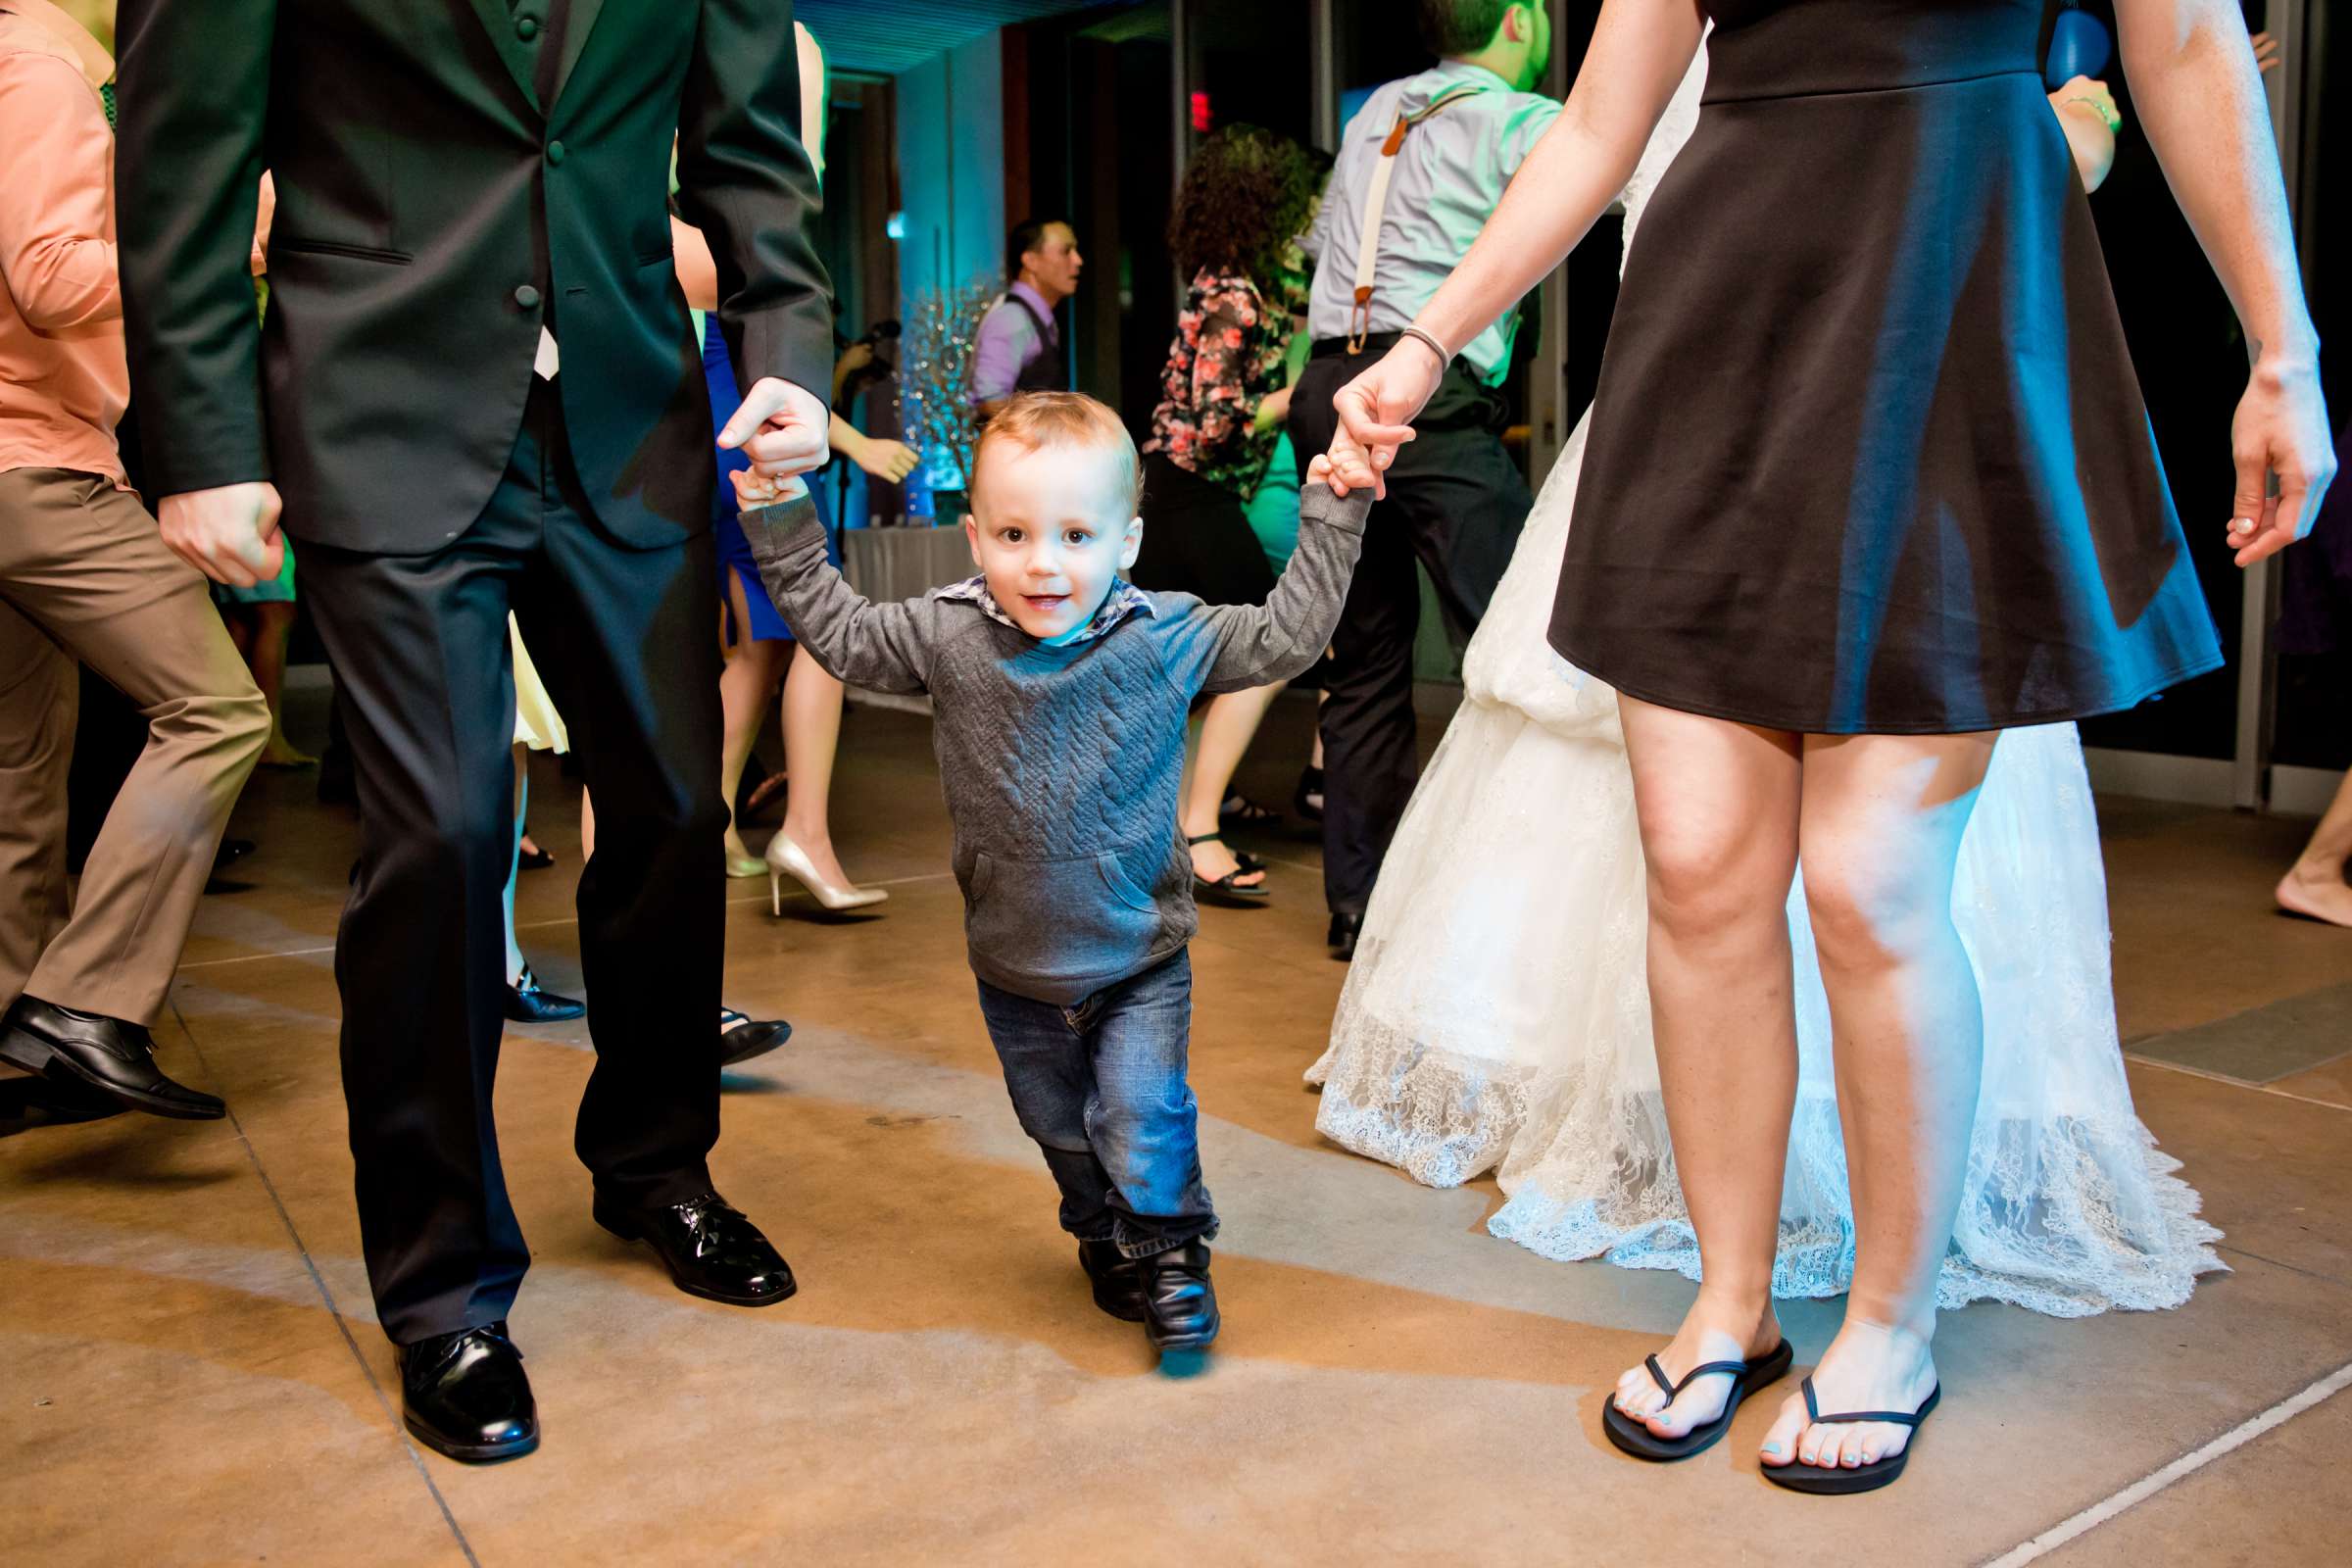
[0,467,268,1024]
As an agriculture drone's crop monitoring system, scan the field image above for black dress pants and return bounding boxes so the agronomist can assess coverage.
[301,380,727,1344]
[1288,345,1529,915]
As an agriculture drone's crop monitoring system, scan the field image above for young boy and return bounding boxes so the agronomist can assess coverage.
[743,392,1367,1353]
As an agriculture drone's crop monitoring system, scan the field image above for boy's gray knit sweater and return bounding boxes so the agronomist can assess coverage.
[745,483,1370,1004]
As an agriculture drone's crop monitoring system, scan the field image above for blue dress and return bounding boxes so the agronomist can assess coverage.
[705,318,842,643]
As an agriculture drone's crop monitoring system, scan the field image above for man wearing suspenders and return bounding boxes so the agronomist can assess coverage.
[973,218,1084,416]
[1289,0,1556,958]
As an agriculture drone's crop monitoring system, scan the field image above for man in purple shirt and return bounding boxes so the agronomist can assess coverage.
[972,218,1082,416]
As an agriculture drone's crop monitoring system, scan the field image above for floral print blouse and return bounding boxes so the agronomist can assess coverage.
[1144,265,1304,501]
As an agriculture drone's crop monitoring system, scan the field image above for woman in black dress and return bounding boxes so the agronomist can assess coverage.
[1323,0,2332,1493]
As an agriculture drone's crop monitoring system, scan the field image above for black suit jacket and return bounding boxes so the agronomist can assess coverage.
[114,0,832,553]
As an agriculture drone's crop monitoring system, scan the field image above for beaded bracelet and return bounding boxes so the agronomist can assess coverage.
[2066,94,2122,134]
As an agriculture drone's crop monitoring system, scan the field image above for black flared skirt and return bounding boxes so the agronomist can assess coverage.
[1550,0,2223,734]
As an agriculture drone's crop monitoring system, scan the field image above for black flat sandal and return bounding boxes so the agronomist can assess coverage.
[1293,765,1325,822]
[1761,1376,1940,1495]
[718,1007,793,1067]
[1188,832,1269,906]
[1217,792,1282,828]
[1603,1339,1794,1462]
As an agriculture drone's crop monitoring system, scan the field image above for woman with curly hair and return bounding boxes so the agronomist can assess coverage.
[1131,124,1323,905]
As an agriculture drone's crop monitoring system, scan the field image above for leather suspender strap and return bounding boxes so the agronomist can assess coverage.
[1348,81,1486,355]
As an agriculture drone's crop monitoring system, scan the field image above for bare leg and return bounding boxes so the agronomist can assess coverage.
[251,601,314,766]
[716,570,787,871]
[1609,698,1803,1439]
[777,643,864,889]
[503,744,528,985]
[220,605,255,663]
[1759,729,1996,1474]
[1180,684,1284,889]
[579,787,595,861]
[2276,768,2352,926]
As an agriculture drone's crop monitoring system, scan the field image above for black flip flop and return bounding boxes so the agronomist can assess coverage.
[1603,1339,1794,1461]
[1761,1376,1941,1495]
[1188,832,1269,906]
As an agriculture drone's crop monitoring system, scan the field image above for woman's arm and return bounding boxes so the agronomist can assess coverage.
[1326,0,1705,491]
[828,413,920,482]
[1251,382,1295,435]
[672,215,719,312]
[2116,0,2333,564]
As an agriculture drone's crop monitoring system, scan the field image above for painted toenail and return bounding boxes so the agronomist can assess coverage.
[1763,1443,1784,1454]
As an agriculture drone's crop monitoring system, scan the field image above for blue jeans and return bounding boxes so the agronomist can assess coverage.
[974,952,1217,1258]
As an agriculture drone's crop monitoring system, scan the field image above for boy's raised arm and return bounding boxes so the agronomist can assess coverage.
[742,497,936,695]
[1178,479,1371,695]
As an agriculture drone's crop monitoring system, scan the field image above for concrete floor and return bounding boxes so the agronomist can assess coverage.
[5,691,2351,1566]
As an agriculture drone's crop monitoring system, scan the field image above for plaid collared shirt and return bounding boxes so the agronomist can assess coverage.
[932,576,1158,644]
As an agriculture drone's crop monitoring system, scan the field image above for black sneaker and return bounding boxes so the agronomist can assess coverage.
[1078,1240,1148,1322]
[1141,1241,1219,1352]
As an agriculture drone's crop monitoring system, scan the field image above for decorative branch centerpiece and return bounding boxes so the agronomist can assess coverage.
[897,280,999,517]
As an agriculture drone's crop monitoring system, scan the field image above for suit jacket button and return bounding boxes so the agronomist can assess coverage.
[514,284,542,311]
[515,15,539,40]
[546,139,566,166]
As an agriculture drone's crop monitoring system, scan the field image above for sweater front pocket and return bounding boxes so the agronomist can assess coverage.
[966,850,1165,996]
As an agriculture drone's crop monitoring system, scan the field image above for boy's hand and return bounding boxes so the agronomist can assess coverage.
[1305,452,1351,497]
[729,467,810,511]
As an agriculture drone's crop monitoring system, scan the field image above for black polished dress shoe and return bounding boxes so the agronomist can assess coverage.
[1078,1239,1148,1322]
[593,1190,796,1306]
[502,966,585,1023]
[398,1321,538,1463]
[0,998,224,1120]
[1327,910,1363,962]
[1141,1240,1220,1352]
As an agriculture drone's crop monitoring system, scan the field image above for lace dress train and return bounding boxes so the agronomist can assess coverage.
[1304,52,2220,1312]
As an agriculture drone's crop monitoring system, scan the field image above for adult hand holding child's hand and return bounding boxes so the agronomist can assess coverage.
[728,467,810,511]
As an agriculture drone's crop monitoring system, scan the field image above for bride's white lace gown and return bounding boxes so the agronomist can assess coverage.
[1305,53,2222,1316]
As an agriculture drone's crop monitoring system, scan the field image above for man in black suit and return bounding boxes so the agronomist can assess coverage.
[113,0,831,1463]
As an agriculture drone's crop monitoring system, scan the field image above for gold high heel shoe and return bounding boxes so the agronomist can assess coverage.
[764,833,888,914]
